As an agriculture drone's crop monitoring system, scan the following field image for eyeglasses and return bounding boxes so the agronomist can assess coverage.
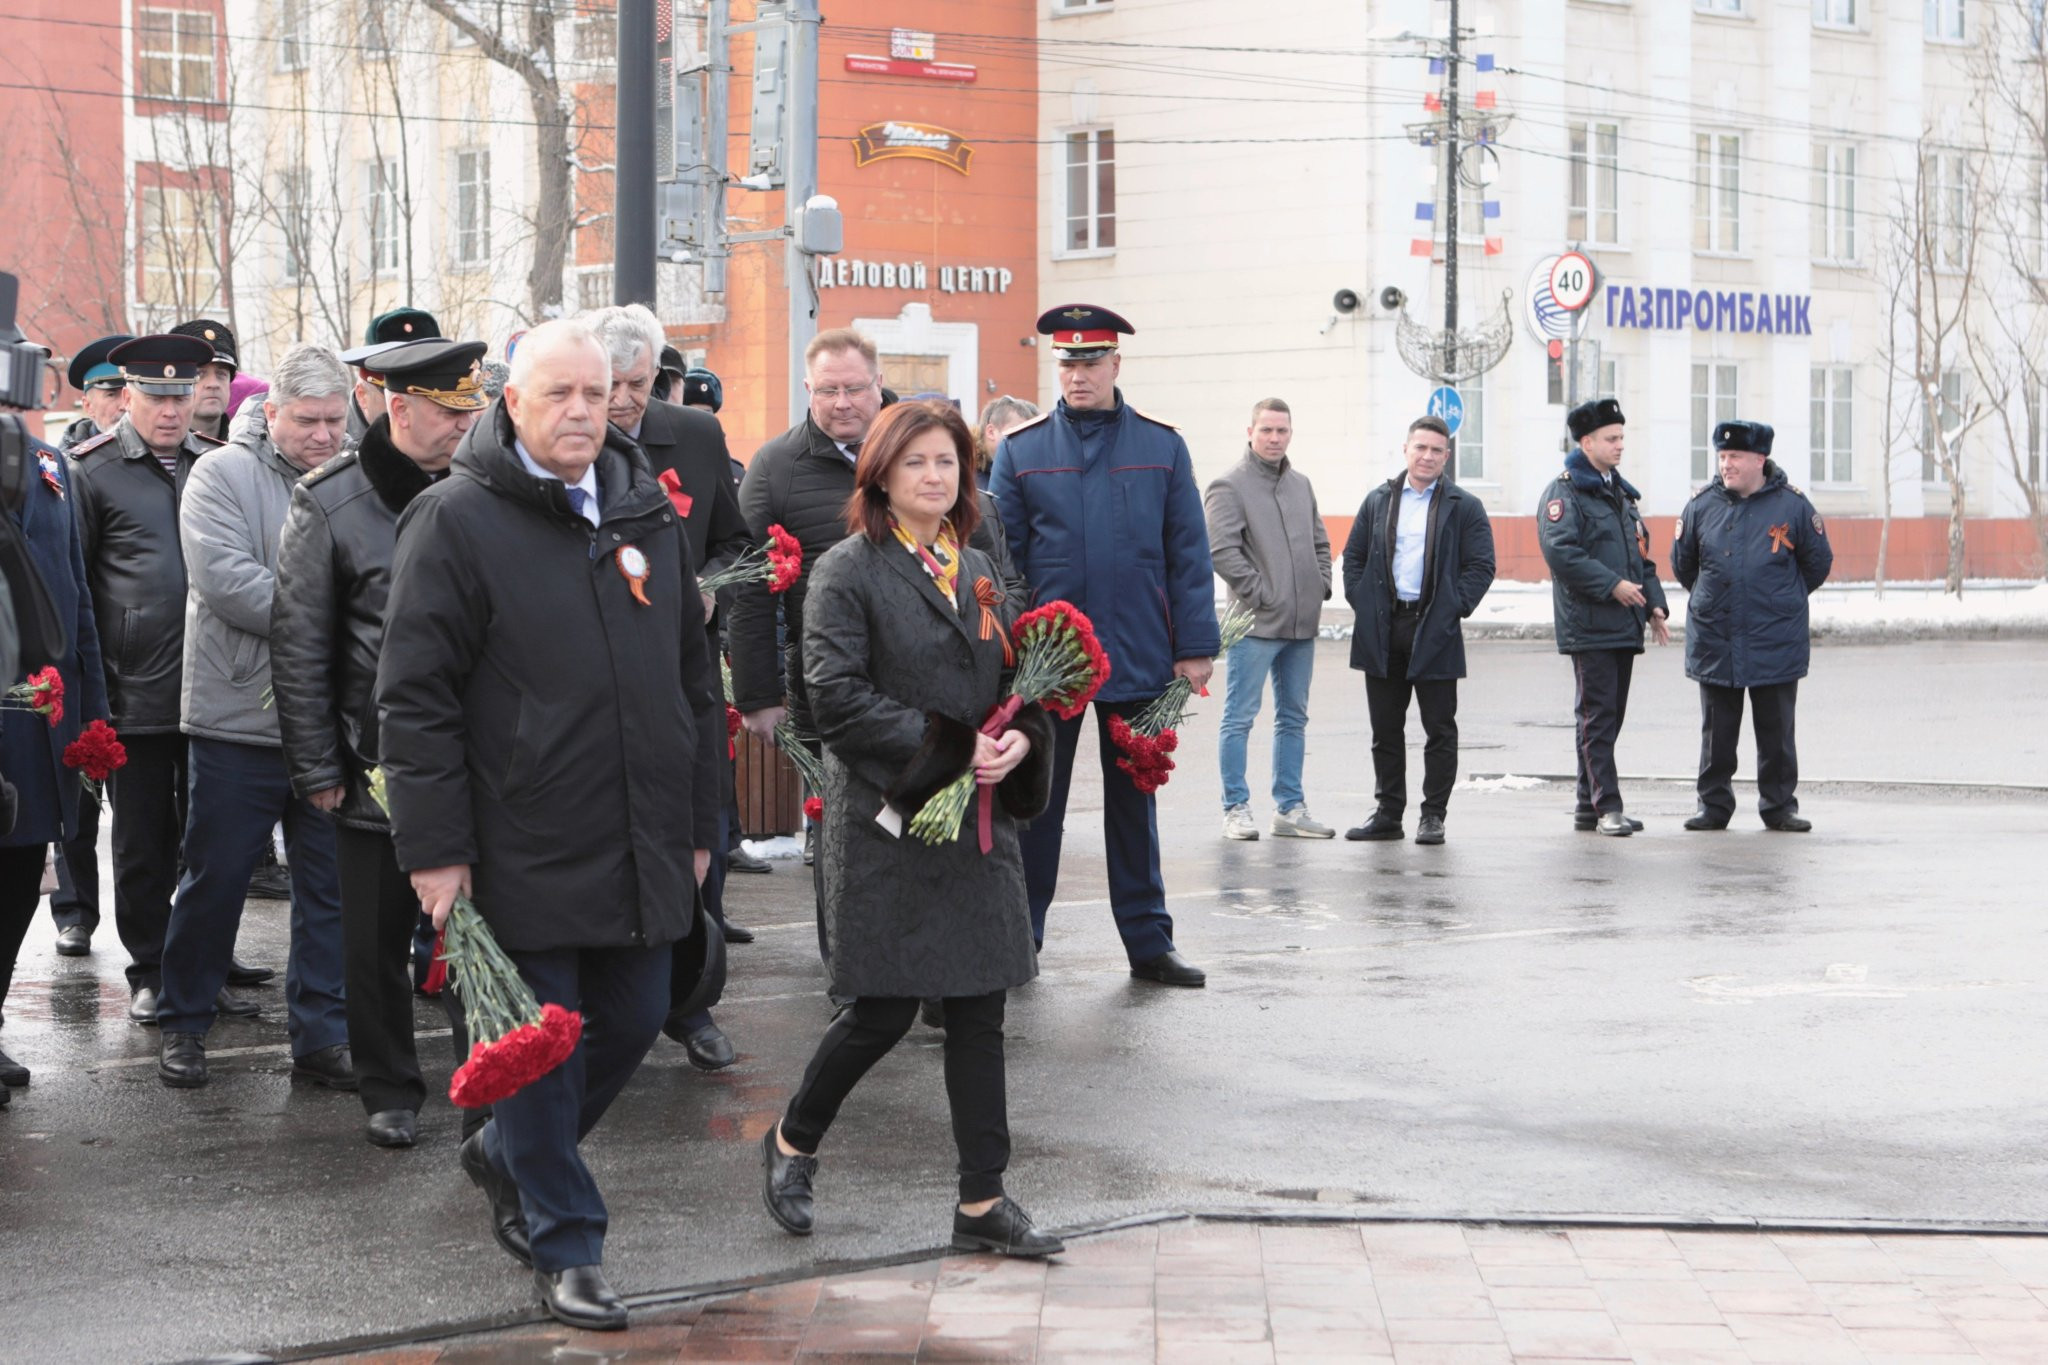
[811,380,877,401]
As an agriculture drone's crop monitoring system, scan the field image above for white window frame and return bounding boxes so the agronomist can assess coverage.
[275,0,310,72]
[1813,0,1858,27]
[1696,0,1743,13]
[1694,132,1741,254]
[1058,127,1116,258]
[1691,361,1739,482]
[574,5,617,60]
[1925,0,1965,42]
[2024,382,2046,489]
[1457,379,1487,482]
[1812,142,1858,264]
[1925,149,1970,272]
[363,0,394,57]
[139,184,224,312]
[1052,0,1114,14]
[1809,366,1854,485]
[138,8,215,101]
[278,165,310,283]
[1567,120,1621,246]
[366,160,401,276]
[451,149,491,268]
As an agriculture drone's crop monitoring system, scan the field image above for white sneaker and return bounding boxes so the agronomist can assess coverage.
[1222,805,1260,840]
[1271,804,1335,839]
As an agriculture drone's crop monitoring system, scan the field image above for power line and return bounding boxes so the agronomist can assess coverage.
[6,80,614,131]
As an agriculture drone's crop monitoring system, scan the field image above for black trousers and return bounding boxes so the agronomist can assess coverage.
[782,991,1010,1202]
[0,842,49,1016]
[338,824,427,1116]
[109,732,188,990]
[1697,681,1800,821]
[1364,611,1460,820]
[1571,650,1635,816]
[49,795,100,935]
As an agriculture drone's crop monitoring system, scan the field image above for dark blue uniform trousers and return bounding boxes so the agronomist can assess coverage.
[477,943,668,1272]
[1697,680,1799,820]
[1570,650,1636,817]
[49,794,100,935]
[1022,699,1176,964]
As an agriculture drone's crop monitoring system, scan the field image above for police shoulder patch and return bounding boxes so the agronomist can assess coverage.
[69,430,118,457]
[189,431,226,449]
[1126,404,1180,431]
[1812,511,1826,536]
[1545,498,1564,523]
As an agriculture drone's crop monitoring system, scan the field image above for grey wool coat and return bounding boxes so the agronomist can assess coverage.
[802,533,1055,999]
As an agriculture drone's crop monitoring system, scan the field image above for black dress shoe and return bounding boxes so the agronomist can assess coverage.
[291,1043,358,1090]
[128,984,161,1025]
[726,846,774,875]
[366,1109,418,1148]
[158,1032,208,1088]
[226,958,275,987]
[1415,814,1446,845]
[535,1264,627,1331]
[761,1124,817,1235]
[216,987,261,1018]
[919,997,946,1031]
[1684,809,1730,831]
[952,1196,1065,1258]
[720,920,756,944]
[1344,811,1404,841]
[682,1023,736,1072]
[1575,813,1645,832]
[54,925,90,957]
[460,1129,534,1267]
[245,863,292,900]
[1130,949,1206,987]
[0,1046,29,1087]
[1764,814,1813,833]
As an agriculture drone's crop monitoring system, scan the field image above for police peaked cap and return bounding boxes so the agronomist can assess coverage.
[1566,397,1625,441]
[1712,419,1774,456]
[1037,303,1135,356]
[169,318,238,373]
[69,334,134,392]
[109,334,216,395]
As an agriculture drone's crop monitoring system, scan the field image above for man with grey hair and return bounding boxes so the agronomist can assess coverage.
[154,342,355,1091]
[976,395,1039,487]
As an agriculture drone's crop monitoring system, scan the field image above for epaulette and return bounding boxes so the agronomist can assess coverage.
[190,432,226,449]
[1003,410,1053,437]
[1127,405,1179,431]
[1788,483,1807,499]
[303,450,354,485]
[69,430,118,457]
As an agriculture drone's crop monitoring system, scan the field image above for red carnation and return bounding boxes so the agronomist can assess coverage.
[7,667,64,726]
[766,523,803,593]
[440,896,586,1108]
[63,719,127,797]
[726,703,743,759]
[804,795,824,822]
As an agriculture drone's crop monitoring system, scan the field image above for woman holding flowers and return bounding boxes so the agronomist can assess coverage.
[760,400,1064,1258]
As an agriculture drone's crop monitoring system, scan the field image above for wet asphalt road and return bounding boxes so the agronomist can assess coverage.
[2,639,2043,1363]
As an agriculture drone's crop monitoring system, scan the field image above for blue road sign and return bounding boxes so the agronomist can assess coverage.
[1428,386,1464,436]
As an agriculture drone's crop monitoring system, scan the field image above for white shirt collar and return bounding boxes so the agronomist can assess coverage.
[514,438,601,526]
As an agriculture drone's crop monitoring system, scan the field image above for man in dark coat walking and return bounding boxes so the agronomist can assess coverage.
[1341,414,1496,845]
[988,305,1221,987]
[1538,398,1670,837]
[375,320,723,1331]
[1671,420,1833,832]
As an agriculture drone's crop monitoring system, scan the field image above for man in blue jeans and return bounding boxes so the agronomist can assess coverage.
[1203,398,1334,840]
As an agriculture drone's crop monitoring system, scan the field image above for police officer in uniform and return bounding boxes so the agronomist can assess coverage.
[60,334,132,452]
[1538,398,1670,837]
[168,318,238,443]
[1671,420,1833,832]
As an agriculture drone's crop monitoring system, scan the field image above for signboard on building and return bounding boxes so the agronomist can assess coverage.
[1604,284,1813,335]
[890,28,936,60]
[815,258,1014,294]
[843,54,978,82]
[851,122,975,174]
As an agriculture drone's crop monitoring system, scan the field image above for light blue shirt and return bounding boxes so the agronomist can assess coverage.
[514,438,601,527]
[1393,478,1436,601]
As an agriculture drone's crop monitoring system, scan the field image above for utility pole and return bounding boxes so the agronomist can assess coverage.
[1443,0,1461,383]
[783,0,822,427]
[615,0,658,306]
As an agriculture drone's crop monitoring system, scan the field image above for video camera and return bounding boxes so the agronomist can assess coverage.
[0,272,51,411]
[0,267,69,682]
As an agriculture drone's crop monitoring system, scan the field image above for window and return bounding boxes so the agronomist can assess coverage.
[1921,369,1964,481]
[1811,143,1857,262]
[1924,149,1970,270]
[1697,0,1743,11]
[2035,159,2047,276]
[366,160,401,274]
[276,0,310,71]
[452,149,490,267]
[1813,0,1857,25]
[363,0,393,56]
[574,4,617,60]
[138,8,215,101]
[1545,339,1607,407]
[1567,121,1620,245]
[1694,133,1740,253]
[139,185,224,311]
[1925,0,1965,41]
[1690,362,1738,482]
[1810,367,1853,484]
[278,166,310,282]
[1061,128,1115,255]
[1054,0,1114,11]
[1457,380,1486,481]
[2025,384,2046,487]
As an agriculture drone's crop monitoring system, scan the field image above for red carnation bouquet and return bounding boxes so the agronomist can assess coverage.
[63,718,127,801]
[1108,604,1256,793]
[441,894,585,1108]
[5,667,64,726]
[699,523,803,594]
[908,600,1111,851]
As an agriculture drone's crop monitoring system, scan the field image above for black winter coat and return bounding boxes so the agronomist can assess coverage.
[727,415,1025,722]
[374,404,723,951]
[67,416,222,733]
[803,535,1052,999]
[1671,461,1833,688]
[1342,476,1496,681]
[1536,451,1670,655]
[272,417,441,830]
[630,399,750,581]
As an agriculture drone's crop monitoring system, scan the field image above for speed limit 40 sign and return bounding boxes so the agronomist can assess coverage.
[1548,252,1597,312]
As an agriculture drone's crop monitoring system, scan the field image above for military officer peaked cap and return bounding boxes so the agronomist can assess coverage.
[169,318,238,373]
[1566,397,1626,442]
[358,338,489,411]
[68,334,134,392]
[366,307,442,346]
[339,339,405,368]
[109,334,216,396]
[1712,419,1774,456]
[1037,303,1135,357]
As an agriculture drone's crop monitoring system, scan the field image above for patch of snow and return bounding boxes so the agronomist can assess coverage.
[740,835,804,861]
[1456,773,1549,793]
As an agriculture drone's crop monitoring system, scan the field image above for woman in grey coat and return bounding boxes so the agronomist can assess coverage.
[760,401,1063,1259]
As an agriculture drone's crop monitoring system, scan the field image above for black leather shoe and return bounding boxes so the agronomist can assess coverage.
[366,1109,418,1148]
[128,984,161,1025]
[1415,814,1446,845]
[1596,812,1634,837]
[1344,811,1404,841]
[1684,809,1730,831]
[215,987,260,1018]
[291,1043,357,1090]
[761,1124,817,1235]
[158,1032,208,1088]
[535,1264,627,1331]
[919,997,946,1031]
[54,925,90,957]
[226,958,275,987]
[727,846,774,875]
[1576,813,1645,832]
[682,1023,736,1072]
[460,1129,534,1267]
[245,863,292,901]
[952,1196,1064,1258]
[1764,814,1813,833]
[0,1046,29,1087]
[720,920,756,944]
[1130,949,1206,988]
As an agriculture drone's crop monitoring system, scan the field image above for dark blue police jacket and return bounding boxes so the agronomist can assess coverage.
[1671,460,1832,689]
[989,392,1220,703]
[1,436,109,847]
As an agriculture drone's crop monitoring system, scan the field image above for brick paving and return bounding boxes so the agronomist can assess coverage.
[328,1220,2048,1364]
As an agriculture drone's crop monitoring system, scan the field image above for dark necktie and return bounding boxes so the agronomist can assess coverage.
[565,486,588,520]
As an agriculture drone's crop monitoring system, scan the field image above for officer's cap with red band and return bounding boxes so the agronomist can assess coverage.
[1037,303,1135,357]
